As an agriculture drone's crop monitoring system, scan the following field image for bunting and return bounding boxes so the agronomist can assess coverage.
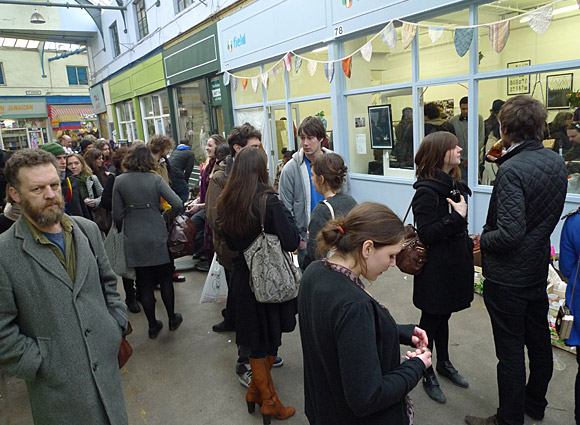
[528,5,553,35]
[489,21,510,54]
[428,26,444,43]
[241,78,248,90]
[223,71,230,86]
[232,78,238,92]
[295,56,303,73]
[283,53,292,72]
[361,42,373,62]
[401,23,417,49]
[324,62,334,83]
[273,65,279,77]
[261,72,269,89]
[381,21,397,49]
[342,56,352,78]
[307,59,317,76]
[454,28,474,57]
[251,77,259,93]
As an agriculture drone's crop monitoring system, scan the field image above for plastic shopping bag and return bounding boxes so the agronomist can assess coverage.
[200,253,228,303]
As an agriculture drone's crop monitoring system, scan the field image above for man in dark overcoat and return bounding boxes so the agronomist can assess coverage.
[0,149,129,425]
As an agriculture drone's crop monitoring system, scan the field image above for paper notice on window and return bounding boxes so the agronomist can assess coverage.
[356,134,367,155]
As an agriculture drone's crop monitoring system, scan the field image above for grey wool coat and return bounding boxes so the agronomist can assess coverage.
[112,170,182,267]
[0,215,129,425]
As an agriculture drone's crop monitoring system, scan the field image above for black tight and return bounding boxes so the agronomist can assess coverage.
[135,263,176,328]
[419,311,451,362]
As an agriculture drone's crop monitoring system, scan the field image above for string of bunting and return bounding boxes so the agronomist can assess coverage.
[223,0,577,90]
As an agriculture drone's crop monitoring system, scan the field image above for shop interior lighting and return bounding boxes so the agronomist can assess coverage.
[520,4,578,23]
[30,9,46,24]
[2,38,16,48]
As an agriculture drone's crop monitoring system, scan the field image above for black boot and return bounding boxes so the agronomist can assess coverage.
[423,367,446,404]
[436,360,469,388]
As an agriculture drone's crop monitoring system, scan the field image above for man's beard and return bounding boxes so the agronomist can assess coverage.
[20,196,65,228]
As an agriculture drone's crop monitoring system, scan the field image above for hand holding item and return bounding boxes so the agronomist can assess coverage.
[406,347,432,368]
[446,194,467,218]
[486,140,505,162]
[411,326,429,350]
[185,202,205,215]
[84,197,96,208]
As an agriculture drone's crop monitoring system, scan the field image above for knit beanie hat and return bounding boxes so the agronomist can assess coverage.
[79,139,94,154]
[40,142,66,157]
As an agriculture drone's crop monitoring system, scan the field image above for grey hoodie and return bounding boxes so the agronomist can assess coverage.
[278,148,351,241]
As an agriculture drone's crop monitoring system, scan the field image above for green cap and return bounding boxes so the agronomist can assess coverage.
[40,142,66,157]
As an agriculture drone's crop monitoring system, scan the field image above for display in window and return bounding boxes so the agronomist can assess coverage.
[546,73,573,109]
[507,60,531,95]
[368,105,394,149]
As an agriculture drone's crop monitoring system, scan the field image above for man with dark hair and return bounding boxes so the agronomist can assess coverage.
[423,102,456,136]
[279,116,351,267]
[465,95,568,425]
[449,96,485,181]
[0,149,128,425]
[565,122,580,176]
[168,138,195,204]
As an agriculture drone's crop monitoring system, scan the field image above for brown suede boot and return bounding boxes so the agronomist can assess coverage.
[246,355,277,412]
[248,357,295,425]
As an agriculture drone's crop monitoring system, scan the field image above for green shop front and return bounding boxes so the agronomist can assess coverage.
[163,23,234,166]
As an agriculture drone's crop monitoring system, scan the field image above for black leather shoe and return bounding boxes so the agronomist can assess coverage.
[437,360,469,388]
[525,406,544,420]
[126,299,141,314]
[169,313,183,331]
[465,415,498,425]
[212,320,234,333]
[423,371,446,404]
[148,320,163,339]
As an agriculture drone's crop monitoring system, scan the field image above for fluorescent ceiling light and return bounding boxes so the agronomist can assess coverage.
[520,4,578,23]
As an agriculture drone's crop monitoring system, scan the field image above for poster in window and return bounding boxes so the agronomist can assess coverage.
[368,105,394,149]
[506,60,531,96]
[546,73,573,109]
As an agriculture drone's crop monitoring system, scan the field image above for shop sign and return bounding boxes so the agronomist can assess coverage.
[211,80,222,103]
[25,90,42,96]
[226,34,246,52]
[0,100,47,118]
[89,85,107,114]
[81,113,97,120]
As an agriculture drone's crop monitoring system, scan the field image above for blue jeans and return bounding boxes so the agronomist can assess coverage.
[171,179,189,211]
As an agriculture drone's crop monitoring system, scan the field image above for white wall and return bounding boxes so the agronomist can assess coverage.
[0,48,91,97]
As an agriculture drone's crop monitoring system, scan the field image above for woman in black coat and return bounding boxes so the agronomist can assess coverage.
[411,131,474,404]
[216,147,299,424]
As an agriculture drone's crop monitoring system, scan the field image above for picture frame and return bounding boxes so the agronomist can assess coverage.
[546,73,573,109]
[368,104,394,149]
[507,60,531,96]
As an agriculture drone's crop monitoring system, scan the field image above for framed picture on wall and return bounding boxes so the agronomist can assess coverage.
[368,104,394,149]
[546,73,573,109]
[507,60,531,95]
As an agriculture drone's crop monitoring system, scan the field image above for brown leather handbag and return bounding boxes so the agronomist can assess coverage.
[118,322,133,369]
[396,203,427,275]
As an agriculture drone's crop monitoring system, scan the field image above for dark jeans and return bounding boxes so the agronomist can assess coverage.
[191,209,206,258]
[484,280,553,425]
[135,263,176,329]
[172,179,189,210]
[419,311,451,364]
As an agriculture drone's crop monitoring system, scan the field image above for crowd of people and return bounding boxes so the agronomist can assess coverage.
[0,94,579,425]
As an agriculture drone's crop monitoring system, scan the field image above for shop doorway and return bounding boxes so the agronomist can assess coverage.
[269,106,299,161]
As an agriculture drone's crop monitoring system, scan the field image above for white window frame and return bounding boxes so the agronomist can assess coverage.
[140,91,171,142]
[0,62,5,86]
[110,21,121,58]
[116,101,136,143]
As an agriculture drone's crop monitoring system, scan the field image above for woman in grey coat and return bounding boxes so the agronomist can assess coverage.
[113,142,184,339]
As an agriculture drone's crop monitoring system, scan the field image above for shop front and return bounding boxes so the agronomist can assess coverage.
[90,84,110,140]
[109,53,168,145]
[218,0,580,246]
[163,23,234,166]
[0,97,49,150]
[47,96,97,140]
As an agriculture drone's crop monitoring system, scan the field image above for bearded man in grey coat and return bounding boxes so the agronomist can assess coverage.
[0,149,129,425]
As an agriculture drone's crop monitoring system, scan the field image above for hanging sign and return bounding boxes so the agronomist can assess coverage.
[211,80,222,103]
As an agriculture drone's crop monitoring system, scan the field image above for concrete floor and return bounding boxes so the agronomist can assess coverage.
[1,258,577,425]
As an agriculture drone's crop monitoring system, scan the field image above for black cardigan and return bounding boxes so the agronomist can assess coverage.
[298,261,425,425]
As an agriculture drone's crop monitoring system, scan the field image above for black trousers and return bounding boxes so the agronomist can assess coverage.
[135,263,176,328]
[484,280,553,425]
[419,311,451,364]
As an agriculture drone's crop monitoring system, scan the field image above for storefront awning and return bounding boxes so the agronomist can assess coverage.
[49,104,96,129]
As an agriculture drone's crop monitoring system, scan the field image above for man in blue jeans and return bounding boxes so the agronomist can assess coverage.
[465,95,568,425]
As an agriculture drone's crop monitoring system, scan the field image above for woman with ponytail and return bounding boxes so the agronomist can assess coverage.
[298,202,431,425]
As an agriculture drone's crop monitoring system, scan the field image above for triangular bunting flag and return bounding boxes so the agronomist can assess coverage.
[232,78,238,92]
[273,65,279,77]
[361,42,372,62]
[307,60,317,76]
[241,78,248,90]
[454,28,474,57]
[401,23,417,49]
[428,26,444,43]
[251,77,259,93]
[324,62,334,83]
[261,72,269,89]
[283,53,292,72]
[528,5,553,35]
[223,72,230,86]
[380,21,397,49]
[342,57,352,79]
[489,21,510,54]
[295,56,302,73]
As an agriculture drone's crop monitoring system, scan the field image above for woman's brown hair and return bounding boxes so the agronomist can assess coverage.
[415,131,460,180]
[311,153,348,192]
[317,202,405,275]
[66,153,93,176]
[122,141,158,172]
[216,147,274,239]
[84,148,107,185]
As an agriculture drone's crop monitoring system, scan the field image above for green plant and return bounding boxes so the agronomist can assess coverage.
[566,90,580,109]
